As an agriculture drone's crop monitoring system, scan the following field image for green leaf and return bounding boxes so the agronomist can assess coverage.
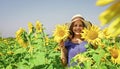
[93,54,101,64]
[14,48,26,55]
[99,64,107,69]
[6,64,12,69]
[29,52,45,66]
[84,60,92,69]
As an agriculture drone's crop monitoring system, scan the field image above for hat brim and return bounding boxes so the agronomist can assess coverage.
[83,20,92,29]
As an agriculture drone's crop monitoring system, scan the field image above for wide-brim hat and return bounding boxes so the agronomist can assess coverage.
[71,14,92,29]
[65,20,92,29]
[82,20,92,29]
[71,14,84,21]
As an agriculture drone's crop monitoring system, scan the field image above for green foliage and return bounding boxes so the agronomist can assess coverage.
[0,23,65,69]
[70,36,120,69]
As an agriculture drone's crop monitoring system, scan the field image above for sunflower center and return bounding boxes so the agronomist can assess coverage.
[58,30,65,37]
[111,49,119,59]
[87,31,98,40]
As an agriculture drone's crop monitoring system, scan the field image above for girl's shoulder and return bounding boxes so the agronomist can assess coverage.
[64,39,73,47]
[64,39,79,47]
[65,39,87,44]
[64,39,88,47]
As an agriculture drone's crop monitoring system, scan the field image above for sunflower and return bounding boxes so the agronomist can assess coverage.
[28,22,35,34]
[81,25,101,46]
[35,20,42,33]
[108,16,120,37]
[99,27,112,39]
[53,24,69,43]
[16,28,25,39]
[96,0,120,37]
[96,0,114,6]
[16,28,29,48]
[109,47,120,64]
[16,36,29,48]
[96,0,120,25]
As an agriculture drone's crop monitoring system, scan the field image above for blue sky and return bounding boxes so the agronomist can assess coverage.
[0,0,108,38]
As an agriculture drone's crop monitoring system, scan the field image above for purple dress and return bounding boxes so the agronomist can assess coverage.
[64,40,87,67]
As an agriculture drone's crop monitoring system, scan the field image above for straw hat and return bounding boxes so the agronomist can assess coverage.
[83,20,92,29]
[71,14,92,28]
[71,14,84,21]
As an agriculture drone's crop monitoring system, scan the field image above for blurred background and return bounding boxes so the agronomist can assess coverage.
[0,0,108,37]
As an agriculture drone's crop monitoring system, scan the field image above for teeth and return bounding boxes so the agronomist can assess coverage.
[75,32,80,35]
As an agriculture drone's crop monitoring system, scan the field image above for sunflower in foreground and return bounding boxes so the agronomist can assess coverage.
[53,24,69,43]
[108,16,120,37]
[81,25,101,46]
[96,0,120,37]
[96,0,120,25]
[96,0,114,6]
[109,46,120,64]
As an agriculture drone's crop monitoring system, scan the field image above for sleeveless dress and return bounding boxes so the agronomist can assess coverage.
[64,40,87,67]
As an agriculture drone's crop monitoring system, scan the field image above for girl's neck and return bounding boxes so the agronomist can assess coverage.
[72,35,84,44]
[74,35,81,39]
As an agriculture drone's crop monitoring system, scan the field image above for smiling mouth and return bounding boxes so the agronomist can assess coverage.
[75,32,80,35]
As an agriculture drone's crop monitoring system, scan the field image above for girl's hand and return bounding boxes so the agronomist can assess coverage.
[60,45,67,66]
[59,40,67,66]
[59,40,65,48]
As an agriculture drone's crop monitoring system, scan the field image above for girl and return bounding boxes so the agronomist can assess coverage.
[60,14,89,67]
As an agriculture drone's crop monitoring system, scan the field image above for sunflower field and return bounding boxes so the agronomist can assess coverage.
[0,20,66,69]
[0,0,120,69]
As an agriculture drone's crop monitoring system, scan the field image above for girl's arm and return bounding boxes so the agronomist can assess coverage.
[59,41,68,66]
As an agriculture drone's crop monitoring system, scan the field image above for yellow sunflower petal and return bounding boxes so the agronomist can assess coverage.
[81,25,101,45]
[99,1,120,25]
[36,20,42,33]
[108,15,120,37]
[111,48,120,64]
[28,22,34,33]
[15,28,25,38]
[99,27,112,38]
[53,24,69,43]
[96,0,114,6]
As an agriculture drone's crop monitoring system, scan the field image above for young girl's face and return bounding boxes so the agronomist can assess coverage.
[72,20,84,35]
